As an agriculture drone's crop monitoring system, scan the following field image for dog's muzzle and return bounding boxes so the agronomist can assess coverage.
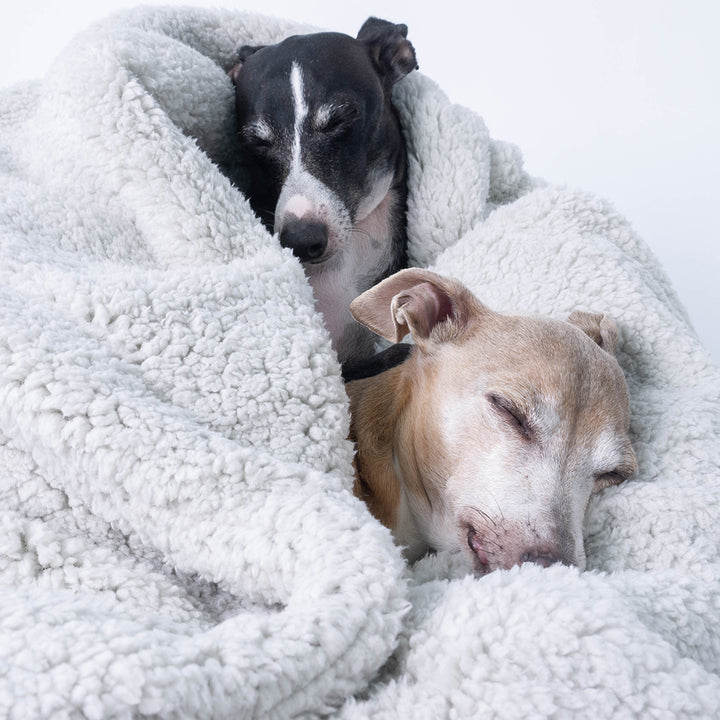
[279,219,328,263]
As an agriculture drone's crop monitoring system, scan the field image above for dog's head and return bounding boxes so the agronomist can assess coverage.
[229,18,417,266]
[350,269,637,572]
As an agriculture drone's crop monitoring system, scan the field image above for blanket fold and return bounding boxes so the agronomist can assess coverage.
[1,6,718,719]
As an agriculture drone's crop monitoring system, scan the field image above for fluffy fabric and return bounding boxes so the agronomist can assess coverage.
[0,7,718,718]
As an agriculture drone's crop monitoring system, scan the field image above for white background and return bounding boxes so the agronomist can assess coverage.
[2,0,718,363]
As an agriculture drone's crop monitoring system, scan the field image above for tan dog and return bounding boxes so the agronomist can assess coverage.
[346,269,637,573]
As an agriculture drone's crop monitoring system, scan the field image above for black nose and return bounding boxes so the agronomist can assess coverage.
[279,220,328,263]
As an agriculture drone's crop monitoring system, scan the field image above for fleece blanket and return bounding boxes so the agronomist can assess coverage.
[1,6,718,719]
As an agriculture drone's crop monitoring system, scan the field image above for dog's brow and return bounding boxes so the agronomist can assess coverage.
[243,118,274,141]
[313,100,356,129]
[593,429,630,471]
[314,104,335,129]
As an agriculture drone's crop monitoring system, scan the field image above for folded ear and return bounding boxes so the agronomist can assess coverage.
[350,268,485,347]
[228,45,265,84]
[357,17,418,88]
[567,310,619,354]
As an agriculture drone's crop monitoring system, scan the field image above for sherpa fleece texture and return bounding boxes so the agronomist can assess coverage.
[0,6,718,719]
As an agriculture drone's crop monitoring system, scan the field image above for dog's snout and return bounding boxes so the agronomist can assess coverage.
[279,220,328,263]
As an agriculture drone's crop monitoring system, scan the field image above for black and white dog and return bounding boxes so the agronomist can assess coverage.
[229,18,417,367]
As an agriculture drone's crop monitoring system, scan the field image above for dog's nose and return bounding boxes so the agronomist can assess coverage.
[279,219,328,263]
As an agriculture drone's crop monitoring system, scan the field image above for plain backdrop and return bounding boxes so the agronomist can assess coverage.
[2,0,718,363]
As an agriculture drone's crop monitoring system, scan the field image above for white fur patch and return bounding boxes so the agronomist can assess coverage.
[284,194,313,220]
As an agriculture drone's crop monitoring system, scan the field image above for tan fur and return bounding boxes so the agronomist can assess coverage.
[347,366,407,530]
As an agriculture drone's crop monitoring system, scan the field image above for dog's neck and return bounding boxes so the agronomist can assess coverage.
[347,360,430,559]
[314,182,408,363]
[348,365,406,523]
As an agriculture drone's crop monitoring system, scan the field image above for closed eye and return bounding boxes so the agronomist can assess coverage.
[314,102,359,139]
[240,121,275,153]
[594,471,626,491]
[594,446,637,491]
[487,394,532,440]
[595,458,636,489]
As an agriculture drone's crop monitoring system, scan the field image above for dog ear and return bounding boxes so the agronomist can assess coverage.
[350,268,483,346]
[357,17,418,87]
[228,45,265,84]
[567,310,619,354]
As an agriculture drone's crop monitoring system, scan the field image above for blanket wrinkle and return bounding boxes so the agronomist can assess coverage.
[1,6,719,719]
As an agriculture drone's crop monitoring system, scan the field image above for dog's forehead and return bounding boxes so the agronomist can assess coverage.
[239,32,380,101]
[469,314,606,370]
[458,314,630,421]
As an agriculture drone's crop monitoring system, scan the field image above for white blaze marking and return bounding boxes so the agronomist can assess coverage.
[290,62,307,170]
[276,62,319,230]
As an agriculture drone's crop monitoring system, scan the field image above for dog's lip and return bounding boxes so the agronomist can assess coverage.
[303,251,336,267]
[467,526,491,574]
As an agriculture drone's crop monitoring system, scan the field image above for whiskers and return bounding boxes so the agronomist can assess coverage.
[468,506,497,529]
[347,223,378,246]
[349,225,375,240]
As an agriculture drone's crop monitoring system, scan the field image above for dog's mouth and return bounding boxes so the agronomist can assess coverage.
[466,526,491,574]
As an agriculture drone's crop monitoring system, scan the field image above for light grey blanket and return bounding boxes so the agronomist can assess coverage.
[1,7,719,719]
